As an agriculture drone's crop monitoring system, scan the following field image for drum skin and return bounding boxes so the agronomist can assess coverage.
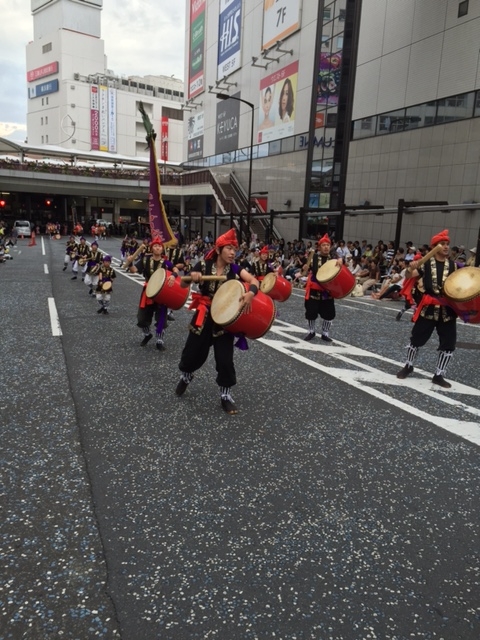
[260,273,292,302]
[211,280,276,339]
[145,267,189,310]
[443,266,480,324]
[316,260,356,299]
[101,281,112,292]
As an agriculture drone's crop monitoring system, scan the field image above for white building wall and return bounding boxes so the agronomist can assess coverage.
[353,0,480,120]
[345,0,480,249]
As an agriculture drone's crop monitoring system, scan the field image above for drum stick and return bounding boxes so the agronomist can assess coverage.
[406,244,443,276]
[180,275,227,282]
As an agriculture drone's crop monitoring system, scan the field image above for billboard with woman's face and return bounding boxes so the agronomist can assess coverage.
[257,60,298,144]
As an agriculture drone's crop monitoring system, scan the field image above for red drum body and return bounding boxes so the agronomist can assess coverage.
[260,272,292,302]
[316,260,356,299]
[211,280,276,339]
[443,266,480,324]
[145,267,189,310]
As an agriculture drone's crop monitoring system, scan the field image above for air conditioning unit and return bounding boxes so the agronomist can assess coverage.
[73,73,80,80]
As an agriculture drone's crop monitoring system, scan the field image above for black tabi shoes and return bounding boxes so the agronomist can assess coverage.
[432,375,451,389]
[175,379,189,396]
[321,335,333,343]
[304,332,316,342]
[396,364,413,379]
[221,397,238,414]
[140,334,153,347]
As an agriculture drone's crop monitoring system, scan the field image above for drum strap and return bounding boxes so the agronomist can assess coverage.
[188,293,212,327]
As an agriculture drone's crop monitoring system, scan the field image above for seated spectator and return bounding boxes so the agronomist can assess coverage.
[361,259,380,294]
[404,245,416,263]
[371,264,405,300]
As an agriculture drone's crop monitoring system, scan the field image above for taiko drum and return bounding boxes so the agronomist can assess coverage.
[211,279,276,339]
[145,267,189,310]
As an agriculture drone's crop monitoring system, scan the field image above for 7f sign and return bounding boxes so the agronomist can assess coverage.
[262,0,302,51]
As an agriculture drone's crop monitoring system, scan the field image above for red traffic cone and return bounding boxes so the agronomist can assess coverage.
[28,231,37,247]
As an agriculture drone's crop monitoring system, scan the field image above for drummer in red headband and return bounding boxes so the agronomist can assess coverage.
[136,236,178,351]
[303,233,342,342]
[175,228,260,414]
[249,245,275,280]
[396,229,457,388]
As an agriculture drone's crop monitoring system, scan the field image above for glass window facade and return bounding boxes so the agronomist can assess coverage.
[352,89,480,140]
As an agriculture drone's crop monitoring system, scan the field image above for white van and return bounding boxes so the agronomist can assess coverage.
[13,220,32,237]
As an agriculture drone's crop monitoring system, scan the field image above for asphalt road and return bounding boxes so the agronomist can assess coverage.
[1,236,479,640]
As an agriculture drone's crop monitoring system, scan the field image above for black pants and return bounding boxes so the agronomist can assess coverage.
[410,316,456,351]
[137,302,166,332]
[305,297,335,321]
[179,313,236,387]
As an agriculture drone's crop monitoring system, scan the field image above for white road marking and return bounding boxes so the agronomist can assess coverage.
[41,236,46,255]
[44,264,49,274]
[259,319,480,447]
[112,258,480,444]
[48,297,62,336]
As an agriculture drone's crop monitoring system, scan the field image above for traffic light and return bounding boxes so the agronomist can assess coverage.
[45,199,52,206]
[0,200,5,208]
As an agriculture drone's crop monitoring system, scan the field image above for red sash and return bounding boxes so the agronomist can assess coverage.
[188,293,212,327]
[305,274,323,301]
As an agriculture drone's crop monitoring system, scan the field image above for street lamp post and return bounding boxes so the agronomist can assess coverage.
[216,94,254,244]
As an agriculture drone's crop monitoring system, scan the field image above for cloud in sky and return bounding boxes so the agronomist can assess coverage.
[0,1,186,141]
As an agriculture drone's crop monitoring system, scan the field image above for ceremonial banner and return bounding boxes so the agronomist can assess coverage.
[139,103,176,247]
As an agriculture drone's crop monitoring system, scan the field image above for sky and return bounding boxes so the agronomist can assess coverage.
[0,0,186,142]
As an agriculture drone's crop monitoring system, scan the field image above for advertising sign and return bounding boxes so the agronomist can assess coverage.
[108,88,117,153]
[217,0,242,80]
[317,51,343,106]
[215,93,240,154]
[187,111,204,161]
[99,85,108,152]
[160,116,169,161]
[262,0,302,51]
[27,61,59,83]
[188,0,206,99]
[28,79,59,99]
[90,85,99,150]
[257,60,298,144]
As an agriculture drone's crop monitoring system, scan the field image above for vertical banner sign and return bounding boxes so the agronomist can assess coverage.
[215,92,240,154]
[262,0,302,51]
[90,85,99,151]
[187,111,204,160]
[217,0,242,80]
[160,116,169,161]
[99,85,108,152]
[189,0,206,99]
[108,87,117,153]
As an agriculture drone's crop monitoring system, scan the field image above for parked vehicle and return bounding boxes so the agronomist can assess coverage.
[13,220,32,237]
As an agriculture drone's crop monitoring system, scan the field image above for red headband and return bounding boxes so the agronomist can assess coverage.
[430,229,450,247]
[215,228,238,250]
[318,233,331,246]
